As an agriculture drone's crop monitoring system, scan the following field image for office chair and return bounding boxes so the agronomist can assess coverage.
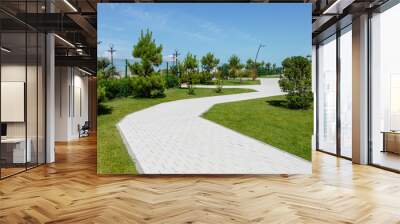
[79,121,90,138]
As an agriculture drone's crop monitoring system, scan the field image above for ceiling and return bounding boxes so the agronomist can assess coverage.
[0,0,98,73]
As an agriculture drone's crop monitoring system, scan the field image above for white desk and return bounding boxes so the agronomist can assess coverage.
[1,138,31,163]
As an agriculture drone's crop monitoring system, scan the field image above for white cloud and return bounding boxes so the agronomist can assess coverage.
[182,31,214,42]
[123,7,171,28]
[199,21,222,35]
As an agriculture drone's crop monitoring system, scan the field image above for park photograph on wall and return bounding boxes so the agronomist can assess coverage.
[97,3,313,174]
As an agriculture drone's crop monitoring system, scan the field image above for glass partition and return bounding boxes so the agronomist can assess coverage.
[1,31,28,177]
[317,34,337,154]
[339,25,352,158]
[370,3,400,171]
[0,1,46,179]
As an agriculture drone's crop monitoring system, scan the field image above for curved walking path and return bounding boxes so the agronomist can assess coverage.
[117,78,311,174]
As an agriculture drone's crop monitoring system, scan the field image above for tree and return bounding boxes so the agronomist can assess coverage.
[182,53,199,94]
[200,53,219,83]
[259,60,265,68]
[183,53,198,73]
[218,63,230,80]
[104,65,119,78]
[215,70,223,93]
[129,29,163,76]
[245,58,254,70]
[278,56,313,109]
[97,57,110,71]
[201,52,220,73]
[228,55,241,81]
[265,62,271,74]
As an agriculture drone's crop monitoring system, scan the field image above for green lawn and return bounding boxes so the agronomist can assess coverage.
[206,79,260,85]
[202,95,313,161]
[97,87,255,174]
[258,74,281,78]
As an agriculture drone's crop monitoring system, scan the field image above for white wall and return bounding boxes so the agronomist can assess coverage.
[55,66,70,141]
[54,67,89,141]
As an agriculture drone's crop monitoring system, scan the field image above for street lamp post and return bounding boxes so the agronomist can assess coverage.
[254,44,265,80]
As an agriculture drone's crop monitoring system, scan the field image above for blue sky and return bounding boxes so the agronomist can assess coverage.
[98,3,311,66]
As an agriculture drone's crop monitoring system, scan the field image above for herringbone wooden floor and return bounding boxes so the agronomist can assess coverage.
[0,135,399,224]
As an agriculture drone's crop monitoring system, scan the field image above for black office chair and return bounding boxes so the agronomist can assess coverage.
[78,121,90,138]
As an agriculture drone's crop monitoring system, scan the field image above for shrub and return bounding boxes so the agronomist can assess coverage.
[215,78,223,93]
[199,72,213,84]
[188,86,195,95]
[132,73,166,98]
[286,92,313,109]
[240,69,252,78]
[180,72,200,95]
[97,85,107,103]
[164,74,179,88]
[103,77,133,99]
[279,56,313,109]
[97,79,112,115]
[257,67,267,77]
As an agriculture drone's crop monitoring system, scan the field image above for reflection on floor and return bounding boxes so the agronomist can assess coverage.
[373,151,400,171]
[0,135,399,223]
[0,163,42,178]
[0,167,25,178]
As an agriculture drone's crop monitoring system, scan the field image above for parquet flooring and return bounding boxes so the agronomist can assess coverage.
[0,135,399,223]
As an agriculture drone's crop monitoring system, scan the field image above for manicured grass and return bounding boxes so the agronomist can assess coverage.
[258,74,281,78]
[206,79,260,85]
[202,95,313,161]
[97,88,255,174]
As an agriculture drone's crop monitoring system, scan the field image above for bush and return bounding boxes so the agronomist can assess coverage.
[240,69,252,78]
[285,92,313,109]
[164,74,179,88]
[97,85,107,103]
[215,79,223,93]
[102,78,133,100]
[132,73,166,98]
[257,67,267,77]
[188,86,195,95]
[279,56,313,109]
[180,72,200,95]
[215,72,223,93]
[199,72,213,84]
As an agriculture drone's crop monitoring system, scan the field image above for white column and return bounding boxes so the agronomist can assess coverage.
[46,32,55,163]
[352,14,369,164]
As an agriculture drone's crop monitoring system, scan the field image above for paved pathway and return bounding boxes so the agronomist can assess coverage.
[117,78,311,174]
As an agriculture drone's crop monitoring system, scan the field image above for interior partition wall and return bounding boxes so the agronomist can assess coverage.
[316,23,353,159]
[370,2,400,172]
[0,1,47,179]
